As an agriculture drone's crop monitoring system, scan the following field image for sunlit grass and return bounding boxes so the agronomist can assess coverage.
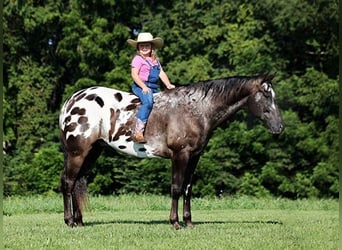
[3,195,338,249]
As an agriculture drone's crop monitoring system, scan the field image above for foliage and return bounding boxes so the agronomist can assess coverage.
[3,0,338,198]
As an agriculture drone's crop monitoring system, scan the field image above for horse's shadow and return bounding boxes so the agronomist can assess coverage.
[85,219,283,227]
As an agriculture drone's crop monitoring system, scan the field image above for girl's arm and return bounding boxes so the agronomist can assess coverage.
[131,67,150,93]
[159,69,175,89]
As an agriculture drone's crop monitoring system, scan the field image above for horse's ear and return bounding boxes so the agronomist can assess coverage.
[268,72,276,80]
[263,72,276,82]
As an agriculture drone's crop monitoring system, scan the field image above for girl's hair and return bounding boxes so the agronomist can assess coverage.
[136,43,159,61]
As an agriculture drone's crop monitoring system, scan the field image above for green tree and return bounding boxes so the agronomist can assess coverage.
[3,0,338,198]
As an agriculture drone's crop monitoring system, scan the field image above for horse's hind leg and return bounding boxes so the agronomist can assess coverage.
[61,153,85,227]
[71,176,87,226]
[71,143,102,226]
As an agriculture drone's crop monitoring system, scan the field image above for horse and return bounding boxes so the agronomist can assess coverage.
[59,74,284,229]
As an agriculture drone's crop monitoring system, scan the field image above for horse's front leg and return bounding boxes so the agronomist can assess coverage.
[183,183,193,227]
[170,184,182,230]
[183,155,200,228]
[169,151,189,230]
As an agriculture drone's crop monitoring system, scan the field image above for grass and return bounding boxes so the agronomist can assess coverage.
[3,194,338,250]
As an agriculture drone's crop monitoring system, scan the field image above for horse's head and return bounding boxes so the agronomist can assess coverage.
[247,75,284,134]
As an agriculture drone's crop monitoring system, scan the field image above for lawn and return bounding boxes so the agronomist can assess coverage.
[3,194,338,250]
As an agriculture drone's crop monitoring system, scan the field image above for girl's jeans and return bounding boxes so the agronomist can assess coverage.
[132,83,159,122]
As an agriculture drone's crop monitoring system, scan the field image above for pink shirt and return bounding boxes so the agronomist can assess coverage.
[131,55,161,82]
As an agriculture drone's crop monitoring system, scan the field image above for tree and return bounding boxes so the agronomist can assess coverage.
[3,0,338,198]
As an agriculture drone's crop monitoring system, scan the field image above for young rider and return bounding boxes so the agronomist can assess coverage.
[127,32,175,143]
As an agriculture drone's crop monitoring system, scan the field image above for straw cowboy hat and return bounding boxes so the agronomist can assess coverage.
[127,32,164,49]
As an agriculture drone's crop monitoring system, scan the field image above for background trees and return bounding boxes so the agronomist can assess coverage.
[3,0,338,198]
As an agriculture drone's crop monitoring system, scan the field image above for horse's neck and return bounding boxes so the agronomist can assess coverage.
[207,80,258,128]
[208,95,249,128]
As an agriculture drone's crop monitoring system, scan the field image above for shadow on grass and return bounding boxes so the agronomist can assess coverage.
[85,219,282,227]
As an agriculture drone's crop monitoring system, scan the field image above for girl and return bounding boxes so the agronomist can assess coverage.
[127,32,175,143]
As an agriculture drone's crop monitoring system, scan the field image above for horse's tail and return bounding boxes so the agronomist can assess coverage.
[74,175,89,212]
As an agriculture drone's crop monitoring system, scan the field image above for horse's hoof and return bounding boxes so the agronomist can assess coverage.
[65,218,84,227]
[76,221,84,227]
[172,222,182,230]
[186,222,194,228]
[65,217,74,227]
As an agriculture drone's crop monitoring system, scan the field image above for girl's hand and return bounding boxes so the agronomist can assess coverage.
[142,86,151,93]
[167,84,176,89]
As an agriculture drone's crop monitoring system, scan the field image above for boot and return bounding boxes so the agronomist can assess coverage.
[134,119,147,143]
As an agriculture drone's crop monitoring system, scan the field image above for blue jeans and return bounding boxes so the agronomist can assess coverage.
[132,83,159,122]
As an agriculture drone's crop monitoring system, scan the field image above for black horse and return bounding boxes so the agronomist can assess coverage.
[59,74,284,229]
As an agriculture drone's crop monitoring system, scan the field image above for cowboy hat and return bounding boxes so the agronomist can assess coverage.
[127,32,164,49]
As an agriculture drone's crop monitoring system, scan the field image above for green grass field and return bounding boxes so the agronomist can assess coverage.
[3,194,338,250]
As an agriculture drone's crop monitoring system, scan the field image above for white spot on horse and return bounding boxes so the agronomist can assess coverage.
[260,83,277,111]
[185,184,191,196]
[270,88,276,110]
[107,136,158,158]
[255,92,262,102]
[261,82,270,92]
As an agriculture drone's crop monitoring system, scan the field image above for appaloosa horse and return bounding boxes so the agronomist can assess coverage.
[59,74,284,229]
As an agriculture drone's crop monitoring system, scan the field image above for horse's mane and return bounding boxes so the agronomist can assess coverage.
[177,75,261,102]
[158,74,274,106]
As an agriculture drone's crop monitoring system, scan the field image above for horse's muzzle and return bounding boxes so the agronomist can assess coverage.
[270,123,284,134]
